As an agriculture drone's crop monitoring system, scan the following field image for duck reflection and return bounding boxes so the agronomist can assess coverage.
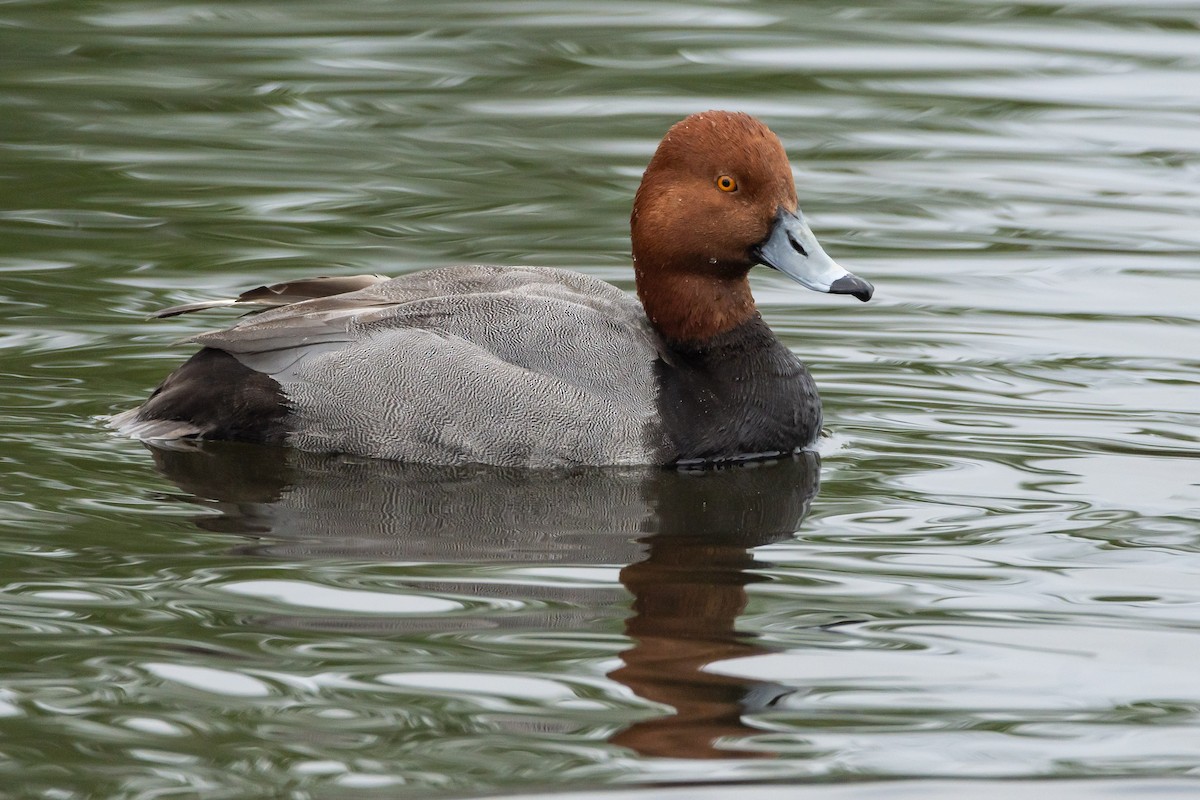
[147,442,820,759]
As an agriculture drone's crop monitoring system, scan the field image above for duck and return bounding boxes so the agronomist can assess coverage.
[111,111,873,468]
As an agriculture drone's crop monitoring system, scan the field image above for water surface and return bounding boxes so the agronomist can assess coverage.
[2,0,1199,798]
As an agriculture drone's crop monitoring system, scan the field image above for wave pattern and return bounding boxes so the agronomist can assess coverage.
[1,0,1198,797]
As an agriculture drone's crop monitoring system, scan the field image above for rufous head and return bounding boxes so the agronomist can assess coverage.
[631,111,872,342]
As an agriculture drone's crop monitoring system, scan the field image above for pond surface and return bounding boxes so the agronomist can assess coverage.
[2,0,1199,798]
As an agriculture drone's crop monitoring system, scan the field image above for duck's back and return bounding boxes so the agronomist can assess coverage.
[116,266,668,466]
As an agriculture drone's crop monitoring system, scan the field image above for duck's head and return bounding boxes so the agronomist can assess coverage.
[631,111,872,342]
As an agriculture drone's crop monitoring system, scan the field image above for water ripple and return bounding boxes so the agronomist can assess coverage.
[1,0,1199,796]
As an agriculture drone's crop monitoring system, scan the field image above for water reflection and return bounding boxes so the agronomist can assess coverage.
[148,442,820,759]
[611,527,789,759]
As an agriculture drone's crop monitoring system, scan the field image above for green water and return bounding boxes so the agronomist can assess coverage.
[2,1,1199,798]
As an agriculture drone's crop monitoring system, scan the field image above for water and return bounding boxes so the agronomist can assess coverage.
[2,0,1199,797]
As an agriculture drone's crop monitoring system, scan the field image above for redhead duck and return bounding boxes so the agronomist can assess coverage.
[111,111,872,467]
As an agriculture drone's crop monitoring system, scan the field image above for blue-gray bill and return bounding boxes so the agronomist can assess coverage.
[754,208,874,302]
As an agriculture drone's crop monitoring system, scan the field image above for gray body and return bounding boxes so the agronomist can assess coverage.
[119,266,669,466]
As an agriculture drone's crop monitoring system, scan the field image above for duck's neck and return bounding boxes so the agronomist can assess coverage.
[634,265,758,343]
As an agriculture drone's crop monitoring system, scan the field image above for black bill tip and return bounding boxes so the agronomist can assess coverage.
[829,274,874,302]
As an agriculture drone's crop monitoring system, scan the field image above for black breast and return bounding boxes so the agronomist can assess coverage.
[655,317,821,466]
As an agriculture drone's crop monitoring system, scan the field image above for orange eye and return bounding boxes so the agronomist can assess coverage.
[716,175,737,192]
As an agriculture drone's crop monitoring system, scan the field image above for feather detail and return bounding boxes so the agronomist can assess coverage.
[151,274,389,318]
